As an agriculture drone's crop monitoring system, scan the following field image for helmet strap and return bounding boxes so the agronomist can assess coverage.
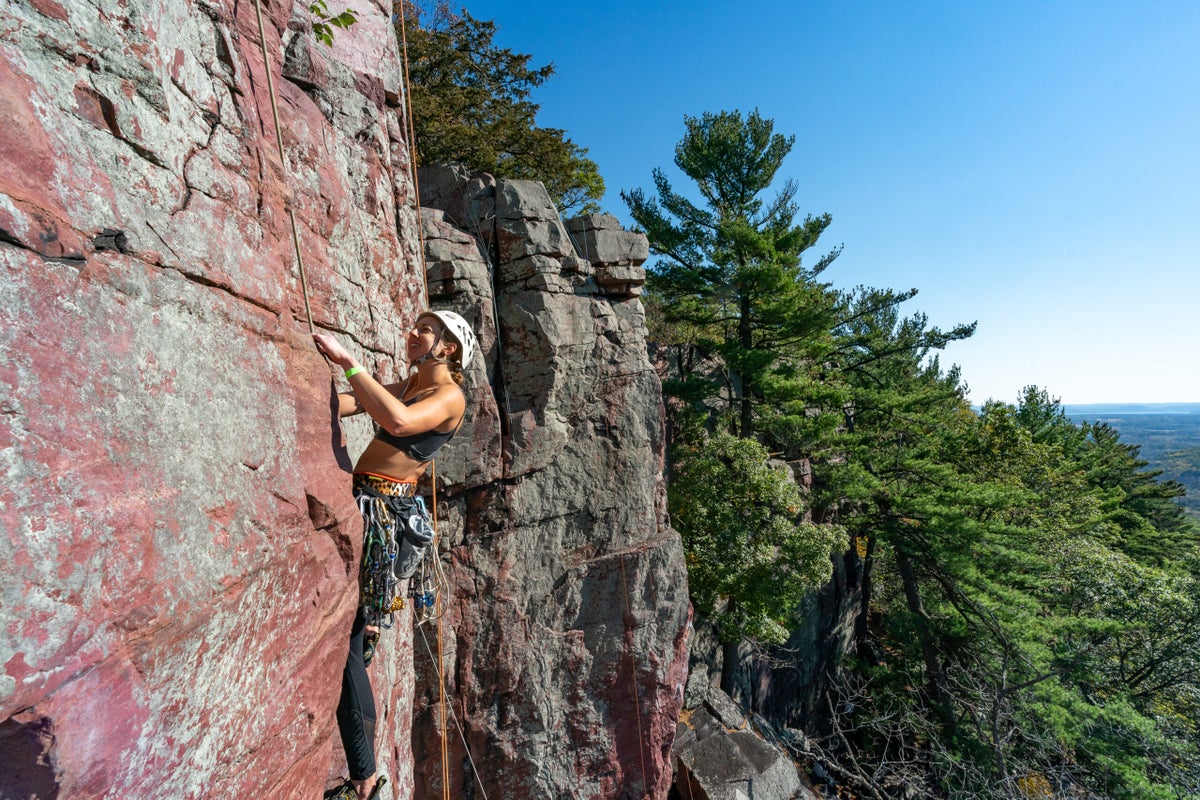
[412,328,445,366]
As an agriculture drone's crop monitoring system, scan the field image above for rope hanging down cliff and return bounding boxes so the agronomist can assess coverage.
[252,0,315,334]
[396,8,456,799]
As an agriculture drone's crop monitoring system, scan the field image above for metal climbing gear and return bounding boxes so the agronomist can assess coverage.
[354,478,434,629]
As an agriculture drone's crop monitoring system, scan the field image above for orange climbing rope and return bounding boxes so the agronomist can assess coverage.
[397,1,429,306]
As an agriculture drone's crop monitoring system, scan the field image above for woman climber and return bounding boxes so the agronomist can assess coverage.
[312,309,477,800]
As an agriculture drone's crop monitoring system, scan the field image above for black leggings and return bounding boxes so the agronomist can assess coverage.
[336,608,376,780]
[338,475,422,780]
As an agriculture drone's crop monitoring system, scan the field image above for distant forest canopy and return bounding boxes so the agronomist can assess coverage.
[1063,405,1200,519]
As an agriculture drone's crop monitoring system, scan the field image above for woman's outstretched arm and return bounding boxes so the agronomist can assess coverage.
[314,332,462,434]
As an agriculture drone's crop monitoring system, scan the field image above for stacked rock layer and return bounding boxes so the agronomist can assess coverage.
[412,168,689,799]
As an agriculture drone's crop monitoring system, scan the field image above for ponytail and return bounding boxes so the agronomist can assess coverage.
[438,326,467,386]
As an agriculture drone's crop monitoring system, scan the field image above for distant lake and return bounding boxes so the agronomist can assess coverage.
[1062,402,1200,416]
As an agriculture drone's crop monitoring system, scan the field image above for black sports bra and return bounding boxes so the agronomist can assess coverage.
[373,393,463,462]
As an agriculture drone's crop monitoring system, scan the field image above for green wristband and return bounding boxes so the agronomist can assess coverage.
[344,366,366,379]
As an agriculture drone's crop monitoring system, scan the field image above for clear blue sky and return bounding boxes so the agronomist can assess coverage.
[458,0,1199,405]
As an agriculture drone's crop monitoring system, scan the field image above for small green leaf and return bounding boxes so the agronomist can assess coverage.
[309,2,355,45]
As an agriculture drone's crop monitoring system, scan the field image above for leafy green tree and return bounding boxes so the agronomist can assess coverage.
[399,4,604,214]
[628,110,860,700]
[631,110,976,713]
[670,430,845,692]
[309,1,357,47]
[835,386,1200,799]
[1013,386,1195,563]
[821,298,980,726]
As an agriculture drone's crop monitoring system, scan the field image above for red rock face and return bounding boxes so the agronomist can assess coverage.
[1,1,419,796]
[3,5,690,800]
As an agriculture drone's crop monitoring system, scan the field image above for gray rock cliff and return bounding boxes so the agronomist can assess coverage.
[412,167,690,798]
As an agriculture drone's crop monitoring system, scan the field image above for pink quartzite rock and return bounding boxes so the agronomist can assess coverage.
[1,0,419,796]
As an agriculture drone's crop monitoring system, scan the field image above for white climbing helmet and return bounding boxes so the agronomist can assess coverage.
[426,309,477,367]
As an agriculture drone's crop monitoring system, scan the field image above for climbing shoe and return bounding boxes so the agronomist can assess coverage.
[322,778,356,799]
[322,773,387,799]
[363,629,380,668]
[368,774,389,799]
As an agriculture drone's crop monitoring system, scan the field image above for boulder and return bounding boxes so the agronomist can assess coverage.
[565,213,651,267]
[495,179,560,221]
[674,690,818,800]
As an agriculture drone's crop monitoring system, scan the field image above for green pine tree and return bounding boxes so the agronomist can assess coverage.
[624,109,842,437]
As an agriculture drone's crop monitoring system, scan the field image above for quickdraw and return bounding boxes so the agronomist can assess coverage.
[407,537,441,626]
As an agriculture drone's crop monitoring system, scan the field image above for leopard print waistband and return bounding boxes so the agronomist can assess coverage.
[353,472,417,497]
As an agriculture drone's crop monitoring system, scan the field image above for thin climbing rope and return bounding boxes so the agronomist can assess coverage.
[395,6,453,796]
[619,552,650,796]
[429,460,451,800]
[397,0,429,306]
[417,624,491,800]
[252,0,315,334]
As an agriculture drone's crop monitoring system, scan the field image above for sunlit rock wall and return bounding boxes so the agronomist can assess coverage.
[413,168,691,800]
[1,2,691,798]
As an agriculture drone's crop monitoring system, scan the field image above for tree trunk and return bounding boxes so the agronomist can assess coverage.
[738,291,753,436]
[896,547,956,732]
[854,534,877,663]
